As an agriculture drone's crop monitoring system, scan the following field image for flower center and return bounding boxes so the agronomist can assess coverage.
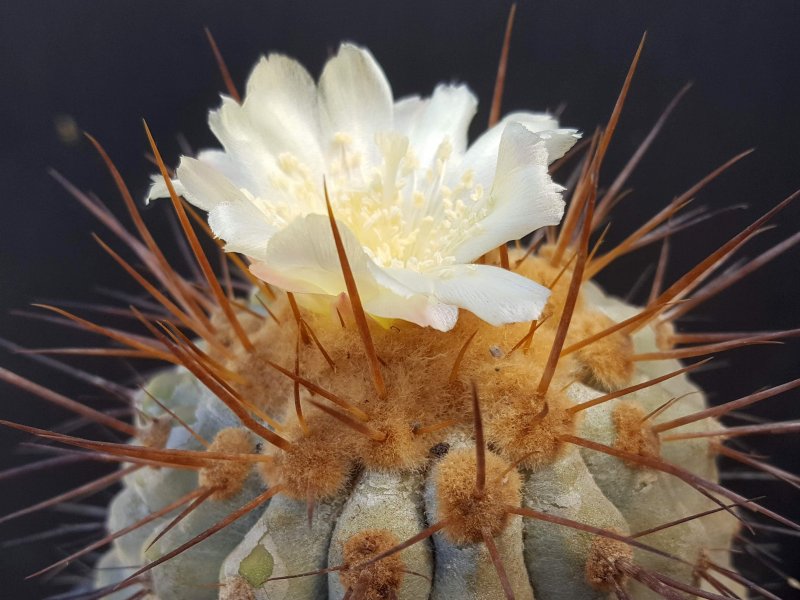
[261,132,490,271]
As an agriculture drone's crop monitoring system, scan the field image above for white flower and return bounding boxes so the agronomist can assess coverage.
[149,44,579,331]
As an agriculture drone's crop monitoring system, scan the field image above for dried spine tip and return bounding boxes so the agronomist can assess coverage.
[435,448,520,544]
[340,529,405,600]
[198,427,255,500]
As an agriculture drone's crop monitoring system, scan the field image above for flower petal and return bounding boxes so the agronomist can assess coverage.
[317,44,393,165]
[207,97,272,193]
[534,128,583,163]
[364,262,459,331]
[174,156,249,212]
[457,111,579,191]
[399,84,477,166]
[193,149,254,189]
[204,56,326,200]
[207,201,275,262]
[392,95,427,135]
[146,149,256,204]
[146,173,185,203]
[449,122,566,263]
[250,214,369,296]
[241,54,324,174]
[387,263,551,326]
[249,214,459,330]
[166,157,275,260]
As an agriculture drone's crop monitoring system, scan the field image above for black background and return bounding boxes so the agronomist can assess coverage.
[1,1,800,598]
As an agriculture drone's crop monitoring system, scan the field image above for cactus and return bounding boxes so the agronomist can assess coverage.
[89,251,748,600]
[3,12,799,600]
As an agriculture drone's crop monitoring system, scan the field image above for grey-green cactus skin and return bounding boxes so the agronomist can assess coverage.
[221,492,346,600]
[521,443,628,600]
[329,470,432,599]
[425,438,534,600]
[95,285,742,599]
[146,471,265,600]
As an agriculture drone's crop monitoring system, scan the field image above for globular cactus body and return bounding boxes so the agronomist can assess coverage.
[96,251,742,599]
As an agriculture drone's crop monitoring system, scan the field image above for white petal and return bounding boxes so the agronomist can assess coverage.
[207,202,275,262]
[249,214,459,330]
[174,156,249,212]
[458,111,579,191]
[450,122,566,263]
[317,44,393,164]
[364,262,459,331]
[387,264,551,326]
[146,173,185,203]
[207,96,278,198]
[241,54,324,173]
[392,95,427,135]
[204,55,326,199]
[251,213,374,296]
[146,149,254,204]
[502,111,561,133]
[533,128,582,163]
[194,149,259,192]
[400,84,477,166]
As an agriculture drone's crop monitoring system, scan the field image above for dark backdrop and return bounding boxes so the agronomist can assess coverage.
[1,1,800,598]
